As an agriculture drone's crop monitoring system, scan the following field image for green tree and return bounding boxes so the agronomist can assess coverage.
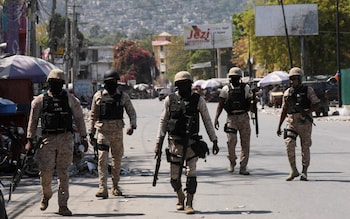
[166,36,191,83]
[47,13,66,51]
[36,23,49,49]
[89,24,100,38]
[189,49,214,80]
[233,0,350,76]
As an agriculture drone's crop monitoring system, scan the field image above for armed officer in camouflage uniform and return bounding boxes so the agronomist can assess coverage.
[277,67,320,181]
[89,70,137,199]
[155,71,219,214]
[25,69,88,216]
[214,67,252,175]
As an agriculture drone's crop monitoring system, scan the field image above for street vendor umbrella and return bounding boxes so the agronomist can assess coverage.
[0,54,60,83]
[133,83,149,91]
[192,79,205,88]
[257,71,289,88]
[201,79,221,89]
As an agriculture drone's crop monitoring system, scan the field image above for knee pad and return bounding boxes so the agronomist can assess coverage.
[186,177,197,194]
[170,178,182,192]
[97,144,109,151]
[284,129,297,140]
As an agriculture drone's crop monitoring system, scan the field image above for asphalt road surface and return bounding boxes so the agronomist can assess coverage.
[2,99,350,219]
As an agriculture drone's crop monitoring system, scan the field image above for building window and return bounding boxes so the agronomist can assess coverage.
[160,46,163,52]
[160,58,164,63]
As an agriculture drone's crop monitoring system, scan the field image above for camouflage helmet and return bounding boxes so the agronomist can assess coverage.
[47,69,65,82]
[289,67,304,77]
[174,71,192,83]
[228,67,243,77]
[104,70,120,81]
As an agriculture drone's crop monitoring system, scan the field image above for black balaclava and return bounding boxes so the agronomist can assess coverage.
[176,80,192,99]
[230,76,241,87]
[104,80,117,94]
[290,76,302,89]
[48,80,64,96]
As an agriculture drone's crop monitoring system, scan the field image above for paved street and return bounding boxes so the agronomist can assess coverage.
[2,99,350,219]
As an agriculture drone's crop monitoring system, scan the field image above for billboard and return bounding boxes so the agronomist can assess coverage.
[184,23,232,50]
[255,4,318,36]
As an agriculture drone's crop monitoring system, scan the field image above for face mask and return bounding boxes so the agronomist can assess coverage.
[290,77,301,88]
[230,77,240,87]
[104,81,117,94]
[49,81,63,95]
[178,86,192,99]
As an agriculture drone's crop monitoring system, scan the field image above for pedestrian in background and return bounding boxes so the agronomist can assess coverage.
[89,70,137,199]
[155,71,219,214]
[214,67,252,175]
[277,67,320,181]
[25,69,88,216]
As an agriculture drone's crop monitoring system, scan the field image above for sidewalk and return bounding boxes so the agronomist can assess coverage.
[4,152,169,219]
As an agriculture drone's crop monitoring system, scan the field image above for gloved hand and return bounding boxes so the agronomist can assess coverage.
[126,126,136,135]
[154,143,160,156]
[25,138,33,155]
[212,140,219,155]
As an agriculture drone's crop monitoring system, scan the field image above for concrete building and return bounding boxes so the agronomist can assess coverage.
[152,32,174,87]
[79,45,113,90]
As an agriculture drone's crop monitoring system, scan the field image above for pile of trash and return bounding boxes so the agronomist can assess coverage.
[69,157,98,178]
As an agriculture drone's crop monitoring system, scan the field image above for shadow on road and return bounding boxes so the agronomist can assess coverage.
[60,213,145,217]
[197,209,272,215]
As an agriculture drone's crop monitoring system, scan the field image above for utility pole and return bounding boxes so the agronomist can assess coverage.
[71,4,77,83]
[212,32,216,78]
[26,0,38,56]
[336,0,342,107]
[279,0,293,69]
[64,0,70,83]
[50,0,56,63]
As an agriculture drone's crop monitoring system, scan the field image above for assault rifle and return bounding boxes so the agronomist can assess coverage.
[250,89,259,137]
[152,135,165,187]
[89,133,98,161]
[296,106,316,126]
[10,137,41,201]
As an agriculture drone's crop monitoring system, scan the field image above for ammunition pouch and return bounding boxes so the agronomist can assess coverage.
[166,147,182,165]
[167,119,177,132]
[224,123,237,134]
[283,128,298,140]
[190,135,209,159]
[97,144,109,151]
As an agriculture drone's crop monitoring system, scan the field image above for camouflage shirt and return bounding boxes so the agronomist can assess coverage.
[26,90,87,138]
[156,91,217,143]
[89,89,137,134]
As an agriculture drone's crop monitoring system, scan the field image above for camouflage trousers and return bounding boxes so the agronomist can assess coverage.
[168,138,198,180]
[285,114,313,167]
[97,126,124,190]
[226,113,251,169]
[37,132,73,207]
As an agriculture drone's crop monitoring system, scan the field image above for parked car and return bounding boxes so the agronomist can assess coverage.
[158,88,172,101]
[302,81,338,116]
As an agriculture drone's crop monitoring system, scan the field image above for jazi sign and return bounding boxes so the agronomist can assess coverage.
[183,23,232,50]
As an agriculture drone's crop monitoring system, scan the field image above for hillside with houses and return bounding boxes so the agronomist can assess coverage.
[41,0,247,37]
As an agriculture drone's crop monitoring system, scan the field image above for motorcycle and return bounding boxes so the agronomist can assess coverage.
[0,124,39,181]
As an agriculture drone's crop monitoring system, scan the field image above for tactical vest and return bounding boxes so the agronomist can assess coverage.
[223,84,249,113]
[41,91,73,131]
[99,91,124,120]
[167,93,200,138]
[286,85,311,114]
